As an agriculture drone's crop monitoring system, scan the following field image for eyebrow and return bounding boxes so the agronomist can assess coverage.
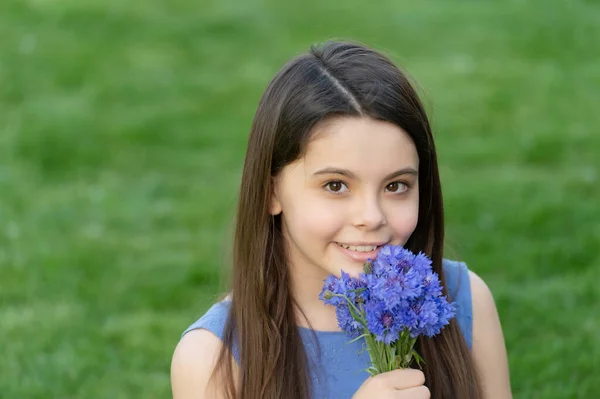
[312,167,418,181]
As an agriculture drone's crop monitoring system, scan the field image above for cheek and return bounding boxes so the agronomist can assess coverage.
[388,201,419,238]
[305,202,346,236]
[284,197,345,239]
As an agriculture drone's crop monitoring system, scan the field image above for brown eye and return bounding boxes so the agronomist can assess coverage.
[386,182,408,193]
[325,181,347,193]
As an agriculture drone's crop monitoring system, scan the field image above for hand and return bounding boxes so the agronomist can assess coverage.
[352,369,430,399]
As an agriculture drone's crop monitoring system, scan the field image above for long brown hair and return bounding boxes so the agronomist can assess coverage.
[212,40,482,398]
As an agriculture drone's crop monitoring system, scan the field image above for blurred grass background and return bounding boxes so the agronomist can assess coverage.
[1,0,599,397]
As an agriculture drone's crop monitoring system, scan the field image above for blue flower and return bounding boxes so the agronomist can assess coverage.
[336,304,363,339]
[364,299,403,344]
[397,302,418,331]
[411,251,434,275]
[319,244,456,356]
[413,298,439,337]
[422,270,443,298]
[372,245,415,276]
[367,253,426,309]
[344,272,370,303]
[320,271,370,307]
[433,296,456,334]
[319,275,346,306]
[405,295,456,338]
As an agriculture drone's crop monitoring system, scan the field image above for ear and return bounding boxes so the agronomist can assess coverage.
[268,178,282,216]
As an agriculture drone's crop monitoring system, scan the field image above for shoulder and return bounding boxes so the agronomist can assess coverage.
[171,329,231,399]
[171,299,238,399]
[467,269,504,348]
[181,300,232,339]
[467,269,513,398]
[467,270,498,324]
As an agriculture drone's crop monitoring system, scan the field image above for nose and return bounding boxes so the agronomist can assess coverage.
[352,194,387,230]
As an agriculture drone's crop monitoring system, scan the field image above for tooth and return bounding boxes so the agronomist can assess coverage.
[339,244,378,252]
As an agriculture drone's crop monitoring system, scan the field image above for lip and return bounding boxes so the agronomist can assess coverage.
[334,242,386,262]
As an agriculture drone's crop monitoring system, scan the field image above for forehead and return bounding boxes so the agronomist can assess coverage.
[303,116,419,171]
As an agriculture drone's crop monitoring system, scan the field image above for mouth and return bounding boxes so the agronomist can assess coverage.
[335,242,387,262]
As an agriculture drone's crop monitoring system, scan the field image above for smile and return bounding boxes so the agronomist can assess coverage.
[337,243,380,252]
[335,242,386,262]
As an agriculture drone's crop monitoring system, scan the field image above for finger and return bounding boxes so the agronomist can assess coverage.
[378,369,425,390]
[394,385,430,398]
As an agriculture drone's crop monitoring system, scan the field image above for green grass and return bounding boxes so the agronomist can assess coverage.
[1,0,599,397]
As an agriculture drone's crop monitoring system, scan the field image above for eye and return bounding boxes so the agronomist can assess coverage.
[386,181,409,194]
[324,180,348,193]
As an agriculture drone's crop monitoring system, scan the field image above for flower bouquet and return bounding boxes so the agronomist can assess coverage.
[319,245,455,375]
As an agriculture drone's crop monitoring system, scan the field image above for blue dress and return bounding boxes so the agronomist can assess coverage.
[181,259,473,399]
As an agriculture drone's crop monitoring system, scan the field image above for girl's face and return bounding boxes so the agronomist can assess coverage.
[270,116,420,281]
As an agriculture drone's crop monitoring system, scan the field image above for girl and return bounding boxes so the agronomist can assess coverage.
[171,40,512,399]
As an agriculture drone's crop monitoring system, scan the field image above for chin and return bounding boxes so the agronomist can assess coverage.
[331,261,367,278]
[342,268,363,278]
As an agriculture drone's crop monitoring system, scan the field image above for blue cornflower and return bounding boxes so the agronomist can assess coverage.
[364,299,403,344]
[335,304,363,339]
[432,296,456,335]
[412,297,440,337]
[344,272,370,304]
[410,251,434,275]
[397,301,419,331]
[319,271,370,307]
[319,244,457,374]
[319,274,346,306]
[368,254,426,309]
[407,295,455,338]
[372,245,414,276]
[422,270,443,298]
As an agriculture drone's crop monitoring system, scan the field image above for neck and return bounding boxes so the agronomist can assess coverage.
[288,263,342,332]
